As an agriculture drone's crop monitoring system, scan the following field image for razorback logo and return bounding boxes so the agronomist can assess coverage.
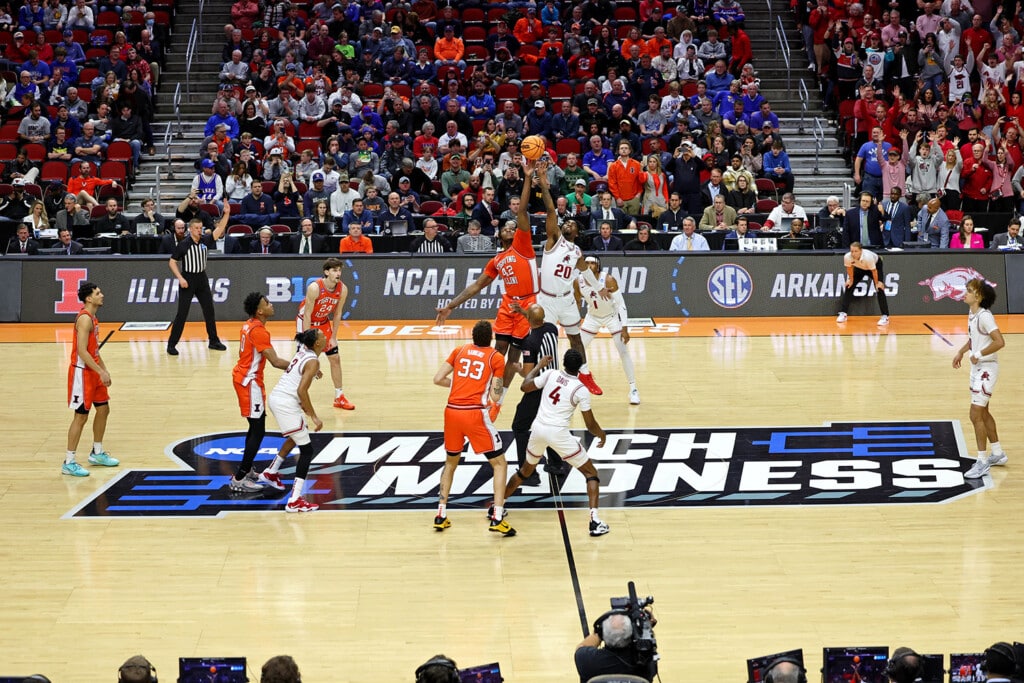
[918,267,994,302]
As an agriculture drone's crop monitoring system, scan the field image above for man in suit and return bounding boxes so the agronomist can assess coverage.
[915,197,949,248]
[880,187,913,248]
[6,223,39,254]
[842,191,883,248]
[470,187,500,236]
[290,218,327,254]
[698,194,738,232]
[589,191,634,232]
[590,221,624,251]
[699,168,727,209]
[55,226,84,255]
[990,217,1022,250]
[251,227,282,254]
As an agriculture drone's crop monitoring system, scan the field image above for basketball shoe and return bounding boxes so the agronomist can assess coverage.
[589,520,610,536]
[88,451,119,467]
[258,470,286,491]
[489,517,516,536]
[285,497,319,512]
[486,503,508,520]
[988,453,1009,466]
[877,315,890,326]
[836,312,848,323]
[333,394,355,410]
[629,387,641,405]
[964,456,991,479]
[579,371,603,395]
[229,472,264,492]
[62,462,90,477]
[433,515,451,531]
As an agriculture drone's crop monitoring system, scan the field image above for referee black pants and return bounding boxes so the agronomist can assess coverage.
[840,261,890,316]
[168,272,220,349]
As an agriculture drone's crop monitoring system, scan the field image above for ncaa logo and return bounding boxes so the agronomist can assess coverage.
[707,263,752,309]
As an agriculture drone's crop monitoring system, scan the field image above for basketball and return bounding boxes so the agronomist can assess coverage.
[521,135,546,161]
[853,657,861,664]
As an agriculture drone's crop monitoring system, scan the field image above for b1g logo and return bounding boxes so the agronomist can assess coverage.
[66,421,985,518]
[707,263,753,309]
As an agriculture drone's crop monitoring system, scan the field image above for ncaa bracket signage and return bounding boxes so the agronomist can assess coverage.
[66,421,984,518]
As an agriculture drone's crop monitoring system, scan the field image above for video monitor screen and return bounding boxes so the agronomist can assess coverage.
[178,657,248,683]
[920,654,944,683]
[458,662,502,683]
[949,653,984,683]
[823,647,890,683]
[747,649,804,683]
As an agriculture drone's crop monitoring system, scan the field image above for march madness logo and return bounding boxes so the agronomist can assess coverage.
[65,422,985,518]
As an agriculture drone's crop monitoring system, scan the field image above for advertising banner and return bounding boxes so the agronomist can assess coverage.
[15,251,1010,323]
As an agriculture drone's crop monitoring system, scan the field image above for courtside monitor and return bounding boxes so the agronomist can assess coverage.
[458,662,502,683]
[178,657,248,683]
[747,648,804,683]
[949,653,984,683]
[920,655,945,683]
[823,647,889,683]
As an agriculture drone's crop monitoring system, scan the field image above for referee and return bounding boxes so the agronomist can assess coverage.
[167,207,230,355]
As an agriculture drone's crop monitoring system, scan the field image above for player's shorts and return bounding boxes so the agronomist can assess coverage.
[298,318,338,356]
[969,362,999,407]
[525,422,588,468]
[268,393,311,446]
[581,313,622,337]
[493,294,534,346]
[443,405,503,455]
[234,379,266,418]
[68,364,109,413]
[537,290,581,336]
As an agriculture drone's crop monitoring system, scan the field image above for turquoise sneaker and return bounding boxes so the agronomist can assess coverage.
[88,452,120,467]
[62,462,90,477]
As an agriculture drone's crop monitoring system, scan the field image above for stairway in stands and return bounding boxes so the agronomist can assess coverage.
[742,4,851,208]
[133,3,228,214]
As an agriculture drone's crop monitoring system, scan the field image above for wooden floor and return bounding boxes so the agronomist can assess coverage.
[3,314,1024,683]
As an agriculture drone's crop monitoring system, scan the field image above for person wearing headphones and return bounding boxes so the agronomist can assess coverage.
[763,658,806,683]
[885,648,925,683]
[261,655,301,683]
[415,655,460,683]
[980,643,1019,683]
[574,611,657,683]
[118,656,156,683]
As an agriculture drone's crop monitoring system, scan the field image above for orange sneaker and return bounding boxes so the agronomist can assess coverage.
[333,394,355,410]
[487,401,501,422]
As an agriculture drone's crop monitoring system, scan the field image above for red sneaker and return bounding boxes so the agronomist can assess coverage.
[258,470,286,491]
[333,394,355,410]
[487,401,502,422]
[285,497,320,513]
[578,371,603,396]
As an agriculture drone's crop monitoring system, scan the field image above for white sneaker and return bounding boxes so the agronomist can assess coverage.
[836,312,848,323]
[987,453,1008,467]
[877,315,890,326]
[629,387,641,405]
[964,457,991,479]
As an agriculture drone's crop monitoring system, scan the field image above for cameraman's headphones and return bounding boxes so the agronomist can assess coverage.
[762,657,807,683]
[415,655,459,683]
[982,643,1018,676]
[885,648,925,683]
[118,656,157,683]
[593,610,631,641]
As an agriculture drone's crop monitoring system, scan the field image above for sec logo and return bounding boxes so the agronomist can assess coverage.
[707,263,753,309]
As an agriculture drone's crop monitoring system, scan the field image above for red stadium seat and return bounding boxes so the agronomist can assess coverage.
[40,161,69,184]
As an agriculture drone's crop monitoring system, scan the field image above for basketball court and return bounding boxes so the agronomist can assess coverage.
[2,314,1022,682]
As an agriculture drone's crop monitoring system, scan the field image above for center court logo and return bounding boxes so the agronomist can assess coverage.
[707,263,753,309]
[65,422,984,518]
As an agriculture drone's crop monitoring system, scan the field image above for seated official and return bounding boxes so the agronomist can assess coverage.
[786,217,810,239]
[457,220,496,254]
[291,218,327,254]
[590,221,624,251]
[699,195,738,232]
[669,217,710,251]
[589,191,635,232]
[575,611,657,683]
[6,223,39,254]
[91,198,133,235]
[250,227,282,254]
[54,226,85,255]
[410,218,453,253]
[375,192,415,235]
[133,198,165,235]
[624,224,662,251]
[991,218,1023,250]
[160,219,189,254]
[338,222,374,253]
[724,215,757,244]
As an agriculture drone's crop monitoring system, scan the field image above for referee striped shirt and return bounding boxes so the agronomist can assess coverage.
[415,237,449,254]
[171,235,211,274]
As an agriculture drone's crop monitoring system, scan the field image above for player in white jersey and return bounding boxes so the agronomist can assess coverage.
[502,348,611,536]
[534,159,609,396]
[575,255,639,405]
[260,328,327,512]
[954,278,1006,479]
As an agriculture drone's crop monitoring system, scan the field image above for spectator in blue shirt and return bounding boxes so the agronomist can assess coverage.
[60,31,87,67]
[205,99,240,139]
[539,48,569,85]
[583,135,614,181]
[748,100,780,132]
[343,198,377,234]
[237,182,279,228]
[525,100,554,140]
[763,140,794,192]
[466,81,496,121]
[704,60,734,94]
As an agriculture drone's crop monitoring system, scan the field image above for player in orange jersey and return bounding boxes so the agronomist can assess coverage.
[297,257,353,410]
[435,161,541,419]
[431,320,515,536]
[63,281,119,477]
[230,291,290,492]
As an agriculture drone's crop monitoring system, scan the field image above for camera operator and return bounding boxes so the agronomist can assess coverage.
[575,611,657,683]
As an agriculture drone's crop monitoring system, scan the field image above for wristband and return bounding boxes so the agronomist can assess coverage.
[971,351,981,361]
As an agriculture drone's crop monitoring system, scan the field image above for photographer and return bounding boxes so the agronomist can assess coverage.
[575,610,658,683]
